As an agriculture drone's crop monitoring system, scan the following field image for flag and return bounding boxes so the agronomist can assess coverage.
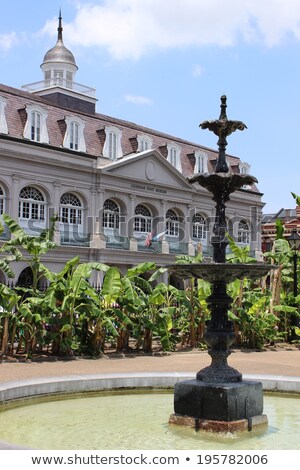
[145,229,168,247]
[144,231,153,247]
[152,230,168,242]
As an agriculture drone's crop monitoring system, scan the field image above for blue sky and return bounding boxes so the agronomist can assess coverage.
[1,0,300,214]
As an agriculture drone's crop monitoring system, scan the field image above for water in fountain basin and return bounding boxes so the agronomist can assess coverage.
[0,391,299,450]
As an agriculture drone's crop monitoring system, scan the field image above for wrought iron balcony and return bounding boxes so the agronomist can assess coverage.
[168,241,188,254]
[106,235,130,250]
[137,240,162,253]
[60,232,90,247]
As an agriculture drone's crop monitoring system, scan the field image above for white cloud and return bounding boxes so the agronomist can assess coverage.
[193,65,205,78]
[0,32,19,53]
[124,94,153,105]
[41,0,300,59]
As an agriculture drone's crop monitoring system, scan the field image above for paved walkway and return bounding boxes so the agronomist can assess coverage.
[1,349,300,383]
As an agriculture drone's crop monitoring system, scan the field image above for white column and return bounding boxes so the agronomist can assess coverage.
[160,200,169,253]
[10,175,20,222]
[52,182,61,244]
[128,194,136,238]
[91,189,106,249]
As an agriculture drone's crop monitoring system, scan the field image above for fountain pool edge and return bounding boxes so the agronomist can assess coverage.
[0,372,300,449]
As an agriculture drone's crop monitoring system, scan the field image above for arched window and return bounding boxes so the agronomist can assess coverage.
[18,187,45,221]
[166,209,179,237]
[0,186,5,216]
[103,199,120,230]
[192,213,207,240]
[238,220,250,244]
[60,193,82,225]
[59,193,87,246]
[134,204,152,233]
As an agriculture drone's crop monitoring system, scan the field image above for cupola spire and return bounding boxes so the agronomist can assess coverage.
[57,9,63,42]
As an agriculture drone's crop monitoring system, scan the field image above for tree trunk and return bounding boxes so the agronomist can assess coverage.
[270,265,282,316]
[116,327,130,351]
[0,317,9,355]
[143,328,153,352]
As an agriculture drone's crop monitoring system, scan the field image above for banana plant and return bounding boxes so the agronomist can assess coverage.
[100,265,134,352]
[173,251,207,347]
[226,234,258,343]
[41,257,110,356]
[229,290,281,348]
[0,213,57,294]
[0,284,20,356]
[116,262,156,352]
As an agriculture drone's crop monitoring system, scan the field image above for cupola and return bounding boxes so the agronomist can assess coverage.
[22,11,97,114]
[40,10,78,86]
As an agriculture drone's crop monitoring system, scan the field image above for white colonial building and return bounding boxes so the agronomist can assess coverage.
[0,14,264,287]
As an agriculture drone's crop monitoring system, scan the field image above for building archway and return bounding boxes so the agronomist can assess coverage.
[17,267,33,288]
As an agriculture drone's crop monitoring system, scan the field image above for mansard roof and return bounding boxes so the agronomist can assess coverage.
[0,82,258,191]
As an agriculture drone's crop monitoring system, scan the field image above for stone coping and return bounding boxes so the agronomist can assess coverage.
[0,372,300,449]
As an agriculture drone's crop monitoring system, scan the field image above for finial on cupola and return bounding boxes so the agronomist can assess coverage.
[57,9,63,42]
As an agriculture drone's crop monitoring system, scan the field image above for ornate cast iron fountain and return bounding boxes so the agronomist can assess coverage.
[169,96,274,432]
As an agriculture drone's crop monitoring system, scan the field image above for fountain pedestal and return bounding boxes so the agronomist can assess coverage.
[170,380,267,432]
[168,262,271,432]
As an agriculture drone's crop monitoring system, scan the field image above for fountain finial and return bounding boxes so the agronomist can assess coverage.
[200,95,247,173]
[219,95,227,120]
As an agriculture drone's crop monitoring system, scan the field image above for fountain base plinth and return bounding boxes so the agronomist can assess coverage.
[169,413,268,433]
[173,379,264,425]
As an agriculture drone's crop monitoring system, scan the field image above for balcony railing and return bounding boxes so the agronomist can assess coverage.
[60,232,90,247]
[169,241,188,254]
[106,235,130,250]
[22,79,96,98]
[137,240,162,253]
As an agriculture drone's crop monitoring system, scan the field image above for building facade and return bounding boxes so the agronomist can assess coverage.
[261,205,300,252]
[0,14,264,287]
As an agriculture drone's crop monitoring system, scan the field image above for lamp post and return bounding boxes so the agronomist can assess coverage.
[287,227,300,339]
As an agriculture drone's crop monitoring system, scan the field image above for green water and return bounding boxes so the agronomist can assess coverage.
[0,391,299,450]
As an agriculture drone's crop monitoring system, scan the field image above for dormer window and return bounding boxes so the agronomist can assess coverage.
[194,150,208,174]
[31,112,41,141]
[239,162,251,189]
[23,104,49,144]
[103,126,123,160]
[167,143,182,172]
[63,116,86,152]
[0,96,8,134]
[137,134,153,152]
[239,162,250,174]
